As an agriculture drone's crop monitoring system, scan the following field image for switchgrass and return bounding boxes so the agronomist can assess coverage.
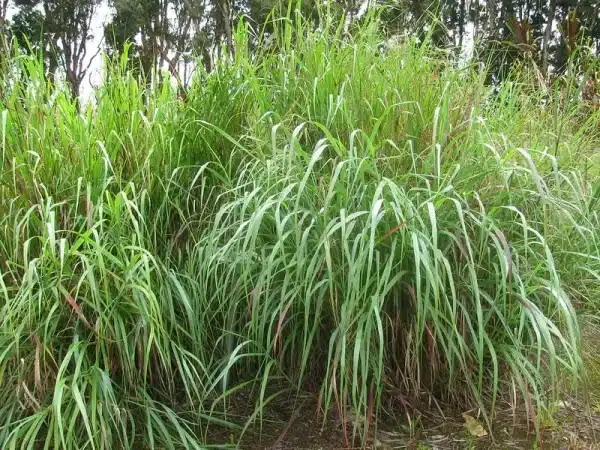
[1,8,600,449]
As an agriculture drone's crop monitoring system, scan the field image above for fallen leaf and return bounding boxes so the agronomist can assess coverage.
[462,413,488,437]
[555,400,572,410]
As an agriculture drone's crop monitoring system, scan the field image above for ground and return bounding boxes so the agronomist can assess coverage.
[208,390,600,449]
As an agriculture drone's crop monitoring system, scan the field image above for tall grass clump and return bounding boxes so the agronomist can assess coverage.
[1,7,600,449]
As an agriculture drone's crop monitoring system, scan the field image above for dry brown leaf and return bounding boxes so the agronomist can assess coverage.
[462,413,488,437]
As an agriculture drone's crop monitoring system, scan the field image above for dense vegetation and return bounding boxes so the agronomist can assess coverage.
[3,0,600,98]
[1,7,600,449]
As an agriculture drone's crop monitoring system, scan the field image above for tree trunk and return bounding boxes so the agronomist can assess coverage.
[202,47,212,73]
[458,0,466,53]
[472,0,479,44]
[219,0,234,58]
[487,0,497,39]
[0,0,8,65]
[67,72,81,101]
[542,0,556,76]
[0,0,7,27]
[499,0,511,40]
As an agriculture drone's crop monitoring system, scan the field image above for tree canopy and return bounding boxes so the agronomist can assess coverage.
[3,0,600,96]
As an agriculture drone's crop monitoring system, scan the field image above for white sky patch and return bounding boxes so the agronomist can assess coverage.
[81,1,113,100]
[460,20,475,63]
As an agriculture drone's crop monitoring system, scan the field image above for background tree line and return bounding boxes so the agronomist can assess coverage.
[1,0,599,97]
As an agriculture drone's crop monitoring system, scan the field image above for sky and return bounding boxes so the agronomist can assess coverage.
[83,2,113,98]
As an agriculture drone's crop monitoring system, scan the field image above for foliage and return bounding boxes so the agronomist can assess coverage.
[9,0,101,96]
[5,0,600,94]
[0,9,600,450]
